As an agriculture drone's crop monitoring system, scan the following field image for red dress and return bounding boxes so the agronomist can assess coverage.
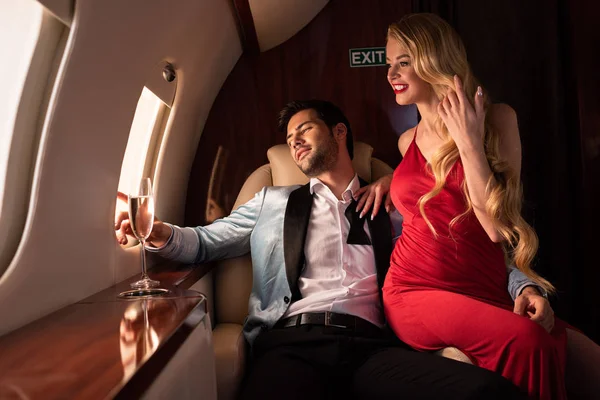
[383,127,568,399]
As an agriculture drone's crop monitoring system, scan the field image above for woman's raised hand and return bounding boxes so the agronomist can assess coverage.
[437,75,486,151]
[353,174,394,220]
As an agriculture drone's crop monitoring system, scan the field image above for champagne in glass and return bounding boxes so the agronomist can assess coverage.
[129,177,159,289]
[129,196,154,239]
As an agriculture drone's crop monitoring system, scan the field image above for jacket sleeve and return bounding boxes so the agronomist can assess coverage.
[507,265,547,300]
[147,188,267,264]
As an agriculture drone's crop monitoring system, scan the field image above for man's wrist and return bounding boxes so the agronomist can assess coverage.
[520,285,542,296]
[148,223,173,248]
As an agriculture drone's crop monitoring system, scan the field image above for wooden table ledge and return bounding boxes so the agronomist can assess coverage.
[0,261,215,399]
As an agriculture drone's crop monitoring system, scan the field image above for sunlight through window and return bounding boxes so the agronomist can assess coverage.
[116,87,169,246]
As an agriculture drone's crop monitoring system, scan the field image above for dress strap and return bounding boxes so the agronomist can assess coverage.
[403,124,421,159]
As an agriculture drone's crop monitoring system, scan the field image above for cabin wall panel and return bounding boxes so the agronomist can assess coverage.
[249,0,329,52]
[0,7,66,282]
[38,0,74,26]
[186,0,414,227]
[0,0,241,336]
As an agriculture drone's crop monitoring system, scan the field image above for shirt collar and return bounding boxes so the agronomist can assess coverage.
[309,174,360,202]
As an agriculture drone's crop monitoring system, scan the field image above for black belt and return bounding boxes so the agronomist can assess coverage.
[274,312,381,335]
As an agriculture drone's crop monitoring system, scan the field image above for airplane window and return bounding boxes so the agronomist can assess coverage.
[0,1,66,274]
[116,87,170,246]
[0,0,41,174]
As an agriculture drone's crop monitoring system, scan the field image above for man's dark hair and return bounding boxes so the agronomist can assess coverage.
[278,100,354,159]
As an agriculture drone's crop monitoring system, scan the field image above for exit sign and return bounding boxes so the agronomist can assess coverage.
[349,47,386,67]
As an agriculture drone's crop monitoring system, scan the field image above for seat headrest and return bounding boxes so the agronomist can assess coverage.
[267,142,374,186]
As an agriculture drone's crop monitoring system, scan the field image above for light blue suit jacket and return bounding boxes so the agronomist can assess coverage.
[149,183,539,345]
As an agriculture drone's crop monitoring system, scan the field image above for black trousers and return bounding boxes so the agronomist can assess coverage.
[240,325,527,400]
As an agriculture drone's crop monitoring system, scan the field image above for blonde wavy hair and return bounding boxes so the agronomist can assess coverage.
[388,13,554,293]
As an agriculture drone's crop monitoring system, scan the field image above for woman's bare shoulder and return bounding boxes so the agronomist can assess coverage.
[488,103,518,130]
[487,103,522,173]
[398,126,417,156]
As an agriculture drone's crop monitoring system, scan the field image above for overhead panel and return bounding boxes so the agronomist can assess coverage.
[37,0,73,26]
[248,0,329,52]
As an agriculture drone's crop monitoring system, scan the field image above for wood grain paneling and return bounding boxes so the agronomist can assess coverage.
[186,0,415,227]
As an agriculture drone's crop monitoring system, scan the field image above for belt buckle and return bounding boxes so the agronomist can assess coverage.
[324,311,347,329]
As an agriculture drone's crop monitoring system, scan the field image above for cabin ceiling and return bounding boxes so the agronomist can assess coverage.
[248,0,329,52]
[40,0,331,54]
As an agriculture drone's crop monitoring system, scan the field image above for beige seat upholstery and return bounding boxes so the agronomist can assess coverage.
[210,142,470,400]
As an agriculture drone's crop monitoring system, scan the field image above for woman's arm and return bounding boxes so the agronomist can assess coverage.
[439,76,521,242]
[455,104,520,242]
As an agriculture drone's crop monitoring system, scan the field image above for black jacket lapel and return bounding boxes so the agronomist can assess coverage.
[283,183,313,301]
[359,178,393,290]
[367,211,393,290]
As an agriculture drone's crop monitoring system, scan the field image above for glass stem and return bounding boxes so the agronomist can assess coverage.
[140,238,148,280]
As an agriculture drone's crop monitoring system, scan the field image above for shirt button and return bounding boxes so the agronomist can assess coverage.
[284,296,290,304]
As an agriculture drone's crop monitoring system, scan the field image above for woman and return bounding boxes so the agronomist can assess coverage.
[354,13,599,399]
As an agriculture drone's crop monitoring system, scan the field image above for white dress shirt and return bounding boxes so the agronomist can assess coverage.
[282,174,384,327]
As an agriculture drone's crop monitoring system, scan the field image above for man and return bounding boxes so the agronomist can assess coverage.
[117,100,537,399]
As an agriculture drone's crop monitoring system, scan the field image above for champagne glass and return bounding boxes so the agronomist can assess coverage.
[129,177,159,289]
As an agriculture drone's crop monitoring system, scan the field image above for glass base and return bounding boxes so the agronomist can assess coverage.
[130,278,160,289]
[118,288,168,298]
